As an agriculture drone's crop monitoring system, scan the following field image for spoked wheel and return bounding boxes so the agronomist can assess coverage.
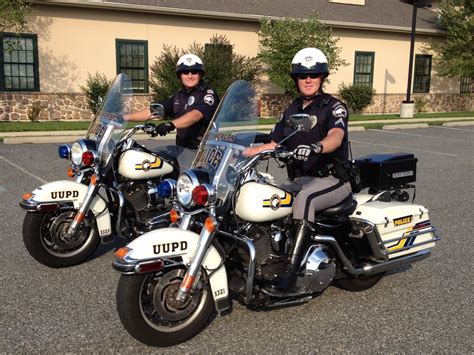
[22,210,100,268]
[116,268,215,347]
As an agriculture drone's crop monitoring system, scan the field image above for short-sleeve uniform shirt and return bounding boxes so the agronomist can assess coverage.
[269,93,349,175]
[160,84,219,141]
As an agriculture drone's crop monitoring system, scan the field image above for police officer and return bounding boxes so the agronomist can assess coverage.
[126,53,219,149]
[244,47,352,290]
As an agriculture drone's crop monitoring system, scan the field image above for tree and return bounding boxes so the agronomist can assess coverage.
[150,35,261,101]
[0,0,31,33]
[427,0,473,78]
[80,72,112,115]
[258,12,347,97]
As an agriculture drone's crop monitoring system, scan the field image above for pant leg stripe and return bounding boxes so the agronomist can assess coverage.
[303,180,345,220]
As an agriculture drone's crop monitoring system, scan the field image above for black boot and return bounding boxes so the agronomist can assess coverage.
[271,220,312,290]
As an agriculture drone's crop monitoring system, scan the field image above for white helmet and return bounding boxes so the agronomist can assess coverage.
[176,53,204,76]
[290,48,329,78]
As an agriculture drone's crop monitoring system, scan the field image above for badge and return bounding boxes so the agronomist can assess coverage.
[204,94,215,106]
[187,96,195,106]
[270,194,281,210]
[141,160,151,172]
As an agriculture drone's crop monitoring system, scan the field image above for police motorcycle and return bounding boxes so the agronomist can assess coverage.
[19,73,191,268]
[112,80,440,347]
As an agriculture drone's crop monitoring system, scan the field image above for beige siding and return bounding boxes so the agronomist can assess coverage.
[31,4,459,95]
[32,5,259,92]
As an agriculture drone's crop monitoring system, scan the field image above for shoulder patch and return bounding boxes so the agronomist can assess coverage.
[203,94,215,106]
[206,89,215,94]
[332,104,347,119]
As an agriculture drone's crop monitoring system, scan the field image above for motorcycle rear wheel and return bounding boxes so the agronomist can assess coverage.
[116,268,215,347]
[22,210,100,268]
[335,272,385,292]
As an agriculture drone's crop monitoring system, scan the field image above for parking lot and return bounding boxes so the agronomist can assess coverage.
[1,125,473,353]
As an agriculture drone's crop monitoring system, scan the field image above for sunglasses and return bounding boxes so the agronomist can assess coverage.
[181,70,200,75]
[297,73,321,80]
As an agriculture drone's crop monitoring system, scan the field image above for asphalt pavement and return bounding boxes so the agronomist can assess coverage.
[0,125,473,353]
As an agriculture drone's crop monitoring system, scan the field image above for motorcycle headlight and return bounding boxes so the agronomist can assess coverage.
[176,169,209,207]
[70,139,97,167]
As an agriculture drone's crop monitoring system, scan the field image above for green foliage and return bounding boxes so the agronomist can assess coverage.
[258,12,347,97]
[80,72,112,115]
[414,96,428,113]
[427,0,474,77]
[150,34,261,102]
[27,100,41,122]
[0,0,31,33]
[338,83,375,114]
[149,45,182,102]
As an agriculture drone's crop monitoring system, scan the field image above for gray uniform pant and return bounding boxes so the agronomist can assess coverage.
[280,175,352,223]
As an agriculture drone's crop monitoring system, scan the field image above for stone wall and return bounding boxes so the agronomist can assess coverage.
[1,91,472,121]
[260,93,473,117]
[0,92,152,121]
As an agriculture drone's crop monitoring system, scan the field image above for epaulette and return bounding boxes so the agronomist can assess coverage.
[317,93,332,107]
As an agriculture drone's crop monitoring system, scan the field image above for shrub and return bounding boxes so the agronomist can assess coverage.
[338,83,375,114]
[415,96,428,113]
[80,72,112,115]
[150,34,261,102]
[27,100,41,122]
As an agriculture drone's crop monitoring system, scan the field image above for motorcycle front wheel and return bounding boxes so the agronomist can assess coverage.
[22,210,100,268]
[116,268,215,347]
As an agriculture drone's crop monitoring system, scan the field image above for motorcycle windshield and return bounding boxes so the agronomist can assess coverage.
[192,80,260,201]
[85,73,134,164]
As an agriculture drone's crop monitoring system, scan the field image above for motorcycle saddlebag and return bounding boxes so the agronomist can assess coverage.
[355,153,417,190]
[352,201,438,259]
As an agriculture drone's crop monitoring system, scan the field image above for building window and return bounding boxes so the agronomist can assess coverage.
[0,33,39,91]
[116,39,148,93]
[460,76,472,93]
[413,54,432,93]
[353,51,375,87]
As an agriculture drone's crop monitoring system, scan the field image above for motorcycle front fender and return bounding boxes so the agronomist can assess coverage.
[20,180,112,237]
[115,228,229,306]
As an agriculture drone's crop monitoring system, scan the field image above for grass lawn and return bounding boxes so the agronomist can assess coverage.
[0,111,472,132]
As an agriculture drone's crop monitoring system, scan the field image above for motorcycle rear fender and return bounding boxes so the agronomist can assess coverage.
[123,228,229,306]
[22,180,112,237]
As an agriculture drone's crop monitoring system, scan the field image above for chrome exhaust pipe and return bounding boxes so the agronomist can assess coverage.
[312,235,431,277]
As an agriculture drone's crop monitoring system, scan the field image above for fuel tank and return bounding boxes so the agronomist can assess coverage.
[118,150,174,180]
[235,182,293,222]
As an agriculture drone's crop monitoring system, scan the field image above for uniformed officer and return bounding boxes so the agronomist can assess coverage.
[125,53,219,149]
[244,47,352,290]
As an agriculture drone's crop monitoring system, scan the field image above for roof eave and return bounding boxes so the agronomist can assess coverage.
[29,0,445,35]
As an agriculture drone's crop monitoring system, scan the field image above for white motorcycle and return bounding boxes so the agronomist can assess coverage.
[112,80,440,347]
[19,73,193,268]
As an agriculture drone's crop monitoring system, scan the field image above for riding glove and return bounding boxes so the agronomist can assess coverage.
[156,122,176,136]
[293,142,323,161]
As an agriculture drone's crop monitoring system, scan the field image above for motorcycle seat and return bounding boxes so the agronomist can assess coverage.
[318,194,357,217]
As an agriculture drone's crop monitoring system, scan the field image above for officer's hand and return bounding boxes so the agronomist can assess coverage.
[143,123,158,137]
[293,143,323,161]
[156,122,176,136]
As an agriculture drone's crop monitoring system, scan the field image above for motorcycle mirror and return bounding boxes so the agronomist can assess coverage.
[287,113,314,132]
[277,114,313,145]
[150,103,164,118]
[95,96,103,112]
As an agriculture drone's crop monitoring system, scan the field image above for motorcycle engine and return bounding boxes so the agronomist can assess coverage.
[296,244,336,293]
[123,182,149,211]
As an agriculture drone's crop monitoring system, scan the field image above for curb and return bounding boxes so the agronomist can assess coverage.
[382,123,429,130]
[2,119,473,144]
[443,121,474,127]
